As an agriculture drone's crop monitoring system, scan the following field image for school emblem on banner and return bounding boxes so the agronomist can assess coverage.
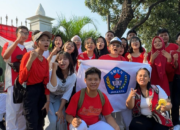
[104,67,130,94]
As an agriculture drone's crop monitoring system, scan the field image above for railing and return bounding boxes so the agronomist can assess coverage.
[0,15,27,27]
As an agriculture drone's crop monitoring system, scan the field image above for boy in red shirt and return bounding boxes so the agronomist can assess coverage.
[157,28,178,93]
[1,26,29,130]
[169,32,180,130]
[66,67,120,130]
[99,37,126,61]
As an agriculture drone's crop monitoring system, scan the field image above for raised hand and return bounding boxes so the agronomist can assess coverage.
[51,47,60,55]
[143,52,148,62]
[29,50,38,62]
[16,31,26,43]
[52,62,59,71]
[150,51,160,63]
[173,53,178,62]
[127,54,132,62]
[129,88,137,98]
[162,50,171,59]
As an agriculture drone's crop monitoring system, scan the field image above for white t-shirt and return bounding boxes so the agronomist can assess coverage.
[43,50,50,59]
[140,85,168,116]
[47,71,76,101]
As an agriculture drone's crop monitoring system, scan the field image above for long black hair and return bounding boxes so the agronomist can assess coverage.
[55,51,74,80]
[121,37,129,56]
[95,36,109,58]
[62,41,78,66]
[52,34,63,50]
[129,37,144,54]
[84,37,98,59]
[135,68,151,90]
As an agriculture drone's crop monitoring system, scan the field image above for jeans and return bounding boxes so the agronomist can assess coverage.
[45,93,67,130]
[171,74,180,126]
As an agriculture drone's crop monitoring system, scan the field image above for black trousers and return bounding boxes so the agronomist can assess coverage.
[171,74,180,126]
[129,115,169,130]
[23,83,47,130]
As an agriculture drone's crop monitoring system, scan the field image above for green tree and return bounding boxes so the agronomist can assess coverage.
[85,0,167,37]
[52,15,100,51]
[136,0,180,52]
[85,0,180,52]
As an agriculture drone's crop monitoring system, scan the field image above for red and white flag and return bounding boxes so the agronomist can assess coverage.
[0,24,34,51]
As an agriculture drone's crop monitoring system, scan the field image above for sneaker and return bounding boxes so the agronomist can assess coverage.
[0,121,5,130]
[173,125,180,130]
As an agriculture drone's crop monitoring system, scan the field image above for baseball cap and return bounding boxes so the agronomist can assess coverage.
[33,31,52,42]
[110,37,122,44]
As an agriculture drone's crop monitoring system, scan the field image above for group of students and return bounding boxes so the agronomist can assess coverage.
[0,25,180,130]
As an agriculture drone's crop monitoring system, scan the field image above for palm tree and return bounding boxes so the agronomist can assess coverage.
[52,14,100,51]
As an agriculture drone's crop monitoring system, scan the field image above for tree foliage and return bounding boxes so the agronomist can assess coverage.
[52,15,100,50]
[85,0,167,37]
[85,0,180,51]
[136,0,180,52]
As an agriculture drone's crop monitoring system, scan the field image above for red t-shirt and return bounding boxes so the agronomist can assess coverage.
[65,90,113,126]
[124,52,145,63]
[165,43,178,81]
[19,52,50,95]
[171,51,180,75]
[98,54,126,61]
[76,52,96,71]
[165,43,178,53]
[1,42,27,90]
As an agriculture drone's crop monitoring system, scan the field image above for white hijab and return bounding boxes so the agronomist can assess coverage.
[71,35,82,54]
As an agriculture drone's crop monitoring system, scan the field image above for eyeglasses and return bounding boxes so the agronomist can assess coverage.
[19,31,29,36]
[112,44,120,47]
[73,40,81,42]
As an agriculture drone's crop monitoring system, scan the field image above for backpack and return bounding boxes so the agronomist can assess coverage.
[77,88,105,111]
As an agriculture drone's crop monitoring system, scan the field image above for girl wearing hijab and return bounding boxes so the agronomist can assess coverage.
[71,35,82,54]
[147,36,174,96]
[125,37,146,63]
[95,36,109,58]
[47,35,63,69]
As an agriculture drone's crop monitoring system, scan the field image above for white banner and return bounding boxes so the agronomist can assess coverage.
[0,36,34,52]
[76,60,152,112]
